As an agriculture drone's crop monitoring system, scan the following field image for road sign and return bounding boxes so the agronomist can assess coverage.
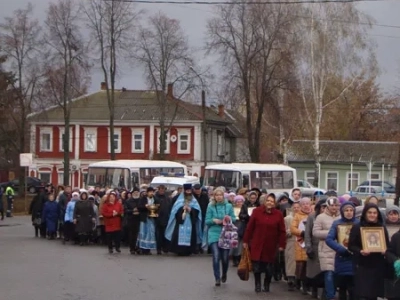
[19,153,33,167]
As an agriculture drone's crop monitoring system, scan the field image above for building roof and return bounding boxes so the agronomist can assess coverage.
[28,89,233,125]
[288,140,399,165]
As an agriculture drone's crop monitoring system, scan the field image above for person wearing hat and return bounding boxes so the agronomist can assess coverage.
[137,187,160,255]
[73,190,95,246]
[29,185,47,238]
[193,183,209,253]
[124,187,141,254]
[313,197,341,300]
[165,183,203,256]
[101,191,124,253]
[238,191,260,238]
[155,185,171,255]
[326,201,358,300]
[64,191,80,244]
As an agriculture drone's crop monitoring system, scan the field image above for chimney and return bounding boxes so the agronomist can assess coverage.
[218,104,225,117]
[167,83,174,98]
[100,82,107,90]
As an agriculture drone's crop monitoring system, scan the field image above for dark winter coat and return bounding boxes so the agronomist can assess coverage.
[243,206,286,263]
[385,230,400,298]
[58,192,71,221]
[29,192,47,222]
[238,199,260,237]
[42,201,59,233]
[348,203,389,299]
[194,192,209,227]
[326,201,359,276]
[124,197,141,222]
[155,192,171,227]
[73,200,95,234]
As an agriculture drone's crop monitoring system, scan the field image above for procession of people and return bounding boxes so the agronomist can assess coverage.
[25,182,400,300]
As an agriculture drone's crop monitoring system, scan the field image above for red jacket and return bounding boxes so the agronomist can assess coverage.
[243,206,286,262]
[101,200,123,232]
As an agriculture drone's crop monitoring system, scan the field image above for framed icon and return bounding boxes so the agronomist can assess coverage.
[361,227,387,253]
[337,224,353,249]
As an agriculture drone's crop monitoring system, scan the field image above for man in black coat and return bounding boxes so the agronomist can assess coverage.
[124,187,141,254]
[192,184,209,253]
[155,185,171,255]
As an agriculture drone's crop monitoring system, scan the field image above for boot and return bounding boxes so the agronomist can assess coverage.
[263,274,272,292]
[287,277,295,291]
[338,288,347,300]
[233,256,240,267]
[254,273,262,293]
[301,281,309,295]
[295,279,301,290]
[311,286,318,298]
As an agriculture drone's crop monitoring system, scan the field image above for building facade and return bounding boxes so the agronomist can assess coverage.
[27,84,243,187]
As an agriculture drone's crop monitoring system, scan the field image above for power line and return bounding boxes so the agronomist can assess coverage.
[112,0,387,5]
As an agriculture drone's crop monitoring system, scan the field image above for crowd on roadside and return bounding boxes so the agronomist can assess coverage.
[26,183,400,300]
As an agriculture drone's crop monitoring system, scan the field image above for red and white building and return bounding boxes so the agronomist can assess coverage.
[28,83,244,187]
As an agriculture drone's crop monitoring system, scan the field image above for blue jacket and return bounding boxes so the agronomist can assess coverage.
[326,201,359,276]
[42,201,59,233]
[64,199,77,222]
[205,200,236,245]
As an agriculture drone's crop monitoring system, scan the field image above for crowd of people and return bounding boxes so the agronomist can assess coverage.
[27,183,400,300]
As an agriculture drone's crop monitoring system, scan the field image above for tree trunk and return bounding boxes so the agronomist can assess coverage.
[313,120,320,187]
[395,144,400,206]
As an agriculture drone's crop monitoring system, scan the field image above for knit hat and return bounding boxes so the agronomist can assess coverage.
[326,197,339,206]
[234,195,245,203]
[72,192,79,198]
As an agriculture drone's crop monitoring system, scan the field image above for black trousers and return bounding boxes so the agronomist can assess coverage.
[107,230,121,250]
[0,207,4,220]
[336,275,354,300]
[127,218,140,252]
[64,222,76,241]
[156,224,168,251]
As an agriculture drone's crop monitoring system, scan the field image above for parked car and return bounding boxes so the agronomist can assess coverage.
[359,180,395,194]
[297,180,326,196]
[350,185,387,197]
[0,177,46,194]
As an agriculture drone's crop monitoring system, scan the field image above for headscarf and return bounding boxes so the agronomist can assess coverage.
[339,201,356,222]
[360,203,384,226]
[385,206,400,225]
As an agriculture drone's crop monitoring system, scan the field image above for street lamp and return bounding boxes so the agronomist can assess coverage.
[189,66,207,169]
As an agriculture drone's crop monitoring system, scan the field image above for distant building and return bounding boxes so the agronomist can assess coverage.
[27,83,244,187]
[288,140,399,194]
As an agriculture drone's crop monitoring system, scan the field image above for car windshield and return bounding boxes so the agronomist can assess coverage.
[204,170,240,191]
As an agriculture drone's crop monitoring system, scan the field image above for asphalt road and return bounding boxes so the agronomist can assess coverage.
[0,216,311,300]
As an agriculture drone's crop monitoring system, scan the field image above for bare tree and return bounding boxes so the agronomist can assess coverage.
[134,12,194,159]
[296,3,375,186]
[207,2,295,162]
[83,0,139,160]
[44,0,90,185]
[0,3,42,192]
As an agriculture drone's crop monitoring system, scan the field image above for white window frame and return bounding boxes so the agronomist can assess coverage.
[57,172,64,186]
[370,172,381,180]
[156,128,170,154]
[39,172,51,183]
[326,171,339,191]
[83,127,98,152]
[305,170,315,185]
[108,128,122,154]
[131,128,145,153]
[177,129,191,154]
[217,131,224,156]
[59,127,73,152]
[346,172,360,191]
[40,127,53,152]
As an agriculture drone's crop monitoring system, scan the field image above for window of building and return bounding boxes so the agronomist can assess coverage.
[156,129,170,154]
[347,172,359,191]
[40,127,53,152]
[108,128,121,153]
[305,171,315,185]
[83,127,97,152]
[177,129,191,154]
[58,172,64,185]
[59,127,73,152]
[217,131,224,156]
[326,172,338,191]
[131,128,145,153]
[39,172,51,183]
[370,173,381,180]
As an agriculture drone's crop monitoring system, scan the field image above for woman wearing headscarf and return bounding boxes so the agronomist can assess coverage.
[305,198,327,297]
[102,191,124,254]
[348,203,389,300]
[284,200,301,291]
[326,201,359,300]
[385,206,400,240]
[73,189,95,246]
[231,195,245,267]
[64,191,79,244]
[290,197,313,294]
[239,191,260,237]
[243,193,286,293]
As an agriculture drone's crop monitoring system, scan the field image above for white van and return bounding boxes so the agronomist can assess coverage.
[150,175,200,191]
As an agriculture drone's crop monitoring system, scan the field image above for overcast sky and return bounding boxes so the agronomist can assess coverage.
[2,0,400,97]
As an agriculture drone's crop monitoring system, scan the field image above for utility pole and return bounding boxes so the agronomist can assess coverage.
[202,90,207,168]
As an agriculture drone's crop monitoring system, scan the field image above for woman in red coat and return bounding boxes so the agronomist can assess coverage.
[101,191,124,254]
[243,193,286,293]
